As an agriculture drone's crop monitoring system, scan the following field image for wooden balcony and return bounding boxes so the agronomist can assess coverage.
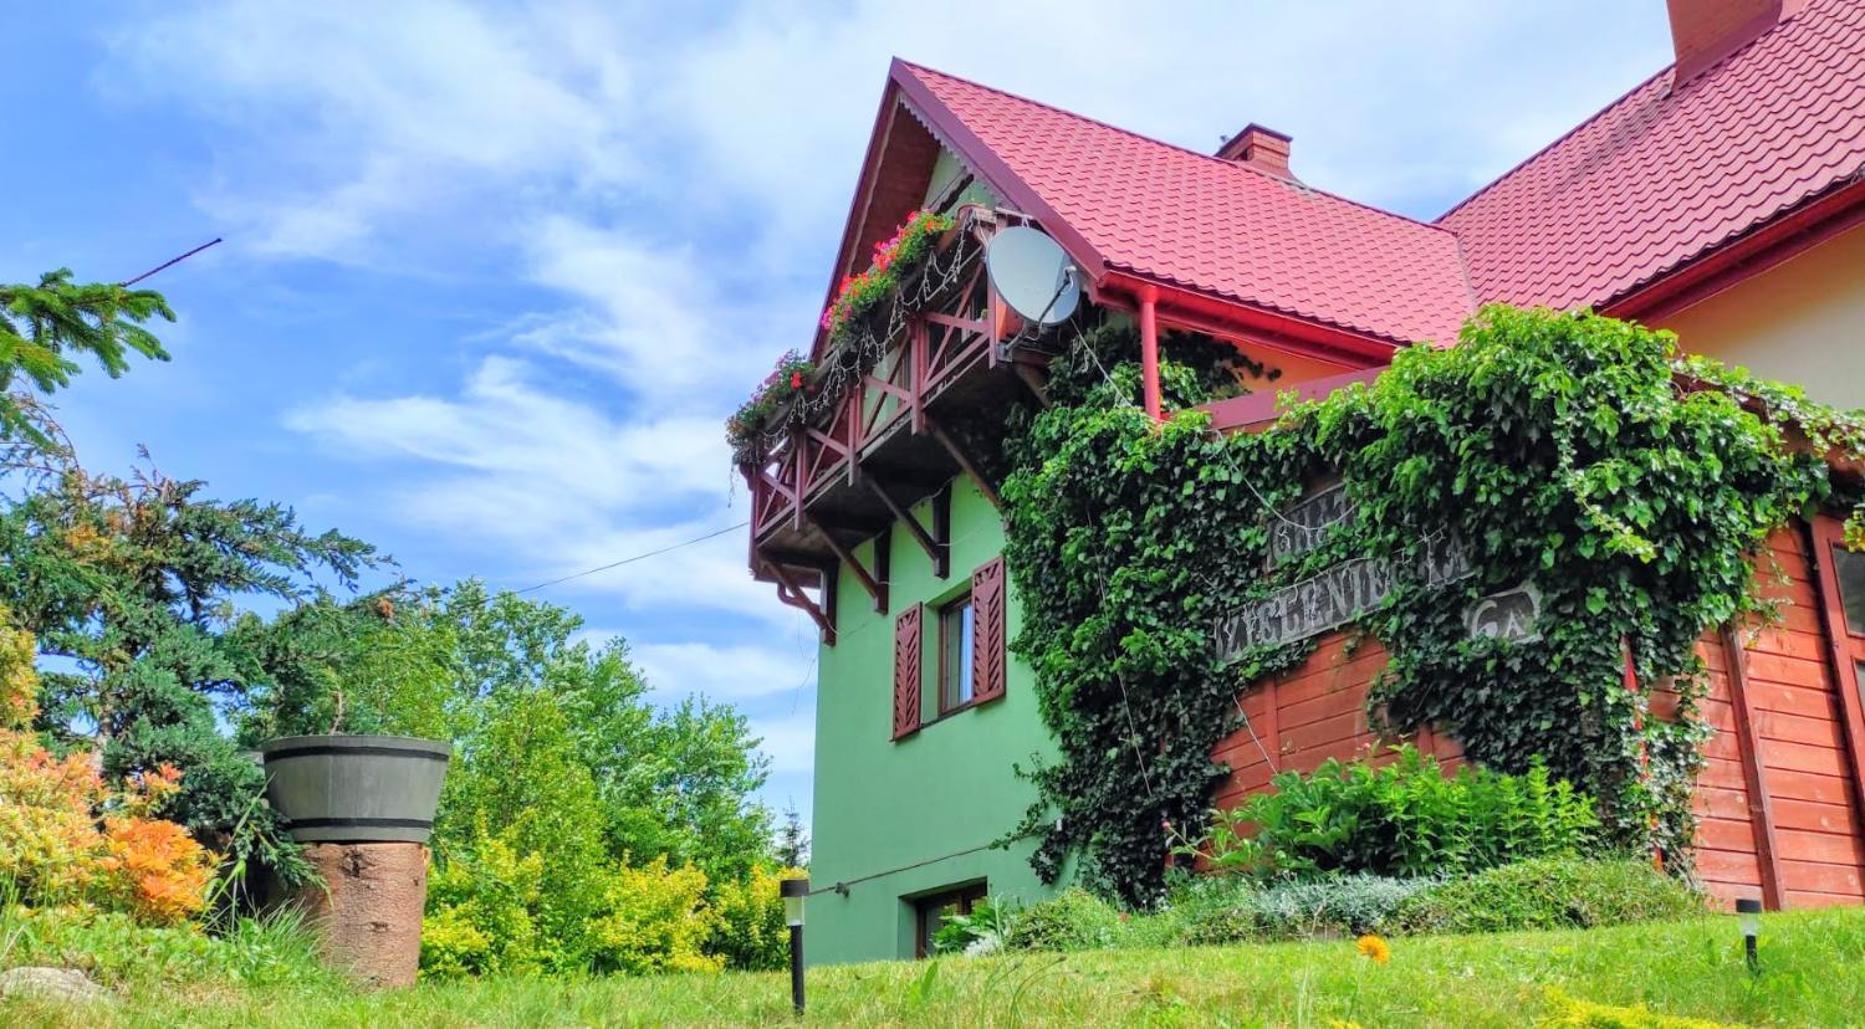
[740,207,1056,642]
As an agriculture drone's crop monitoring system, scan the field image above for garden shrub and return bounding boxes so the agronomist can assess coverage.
[0,631,214,925]
[705,863,797,972]
[931,897,1024,956]
[423,839,728,979]
[586,856,721,976]
[1246,874,1432,939]
[1395,857,1705,935]
[1161,873,1431,946]
[0,608,33,728]
[421,831,548,978]
[1200,746,1597,881]
[1002,889,1126,952]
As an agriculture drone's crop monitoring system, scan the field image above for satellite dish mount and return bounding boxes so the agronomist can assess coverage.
[986,226,1081,327]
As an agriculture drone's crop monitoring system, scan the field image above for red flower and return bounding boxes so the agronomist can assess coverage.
[790,371,803,390]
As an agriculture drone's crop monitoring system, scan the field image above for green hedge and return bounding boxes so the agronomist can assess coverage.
[1395,857,1706,935]
[1000,859,1706,953]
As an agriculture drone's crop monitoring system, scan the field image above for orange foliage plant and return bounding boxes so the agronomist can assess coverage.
[0,608,215,924]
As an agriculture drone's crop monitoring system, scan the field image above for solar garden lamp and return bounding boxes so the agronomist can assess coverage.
[1736,897,1762,973]
[782,877,810,1014]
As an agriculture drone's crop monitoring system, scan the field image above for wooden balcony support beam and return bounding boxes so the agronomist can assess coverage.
[767,559,835,646]
[924,412,1002,511]
[864,475,948,579]
[1013,363,1051,407]
[808,515,886,613]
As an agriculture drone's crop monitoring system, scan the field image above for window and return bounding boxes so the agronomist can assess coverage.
[913,882,987,958]
[938,594,975,714]
[1832,543,1865,636]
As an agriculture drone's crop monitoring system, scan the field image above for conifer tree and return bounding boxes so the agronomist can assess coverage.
[0,269,172,444]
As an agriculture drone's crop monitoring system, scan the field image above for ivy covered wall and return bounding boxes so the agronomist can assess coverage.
[999,306,1859,907]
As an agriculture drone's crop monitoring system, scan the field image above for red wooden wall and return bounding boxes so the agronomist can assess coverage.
[1211,636,1461,811]
[1689,527,1865,907]
[1208,524,1865,910]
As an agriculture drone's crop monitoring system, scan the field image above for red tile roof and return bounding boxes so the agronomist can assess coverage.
[1439,0,1865,310]
[895,62,1477,346]
[878,0,1865,355]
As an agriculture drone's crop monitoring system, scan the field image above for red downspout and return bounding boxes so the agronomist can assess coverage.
[1138,285,1162,421]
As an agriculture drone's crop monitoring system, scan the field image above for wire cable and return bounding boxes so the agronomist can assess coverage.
[513,520,748,594]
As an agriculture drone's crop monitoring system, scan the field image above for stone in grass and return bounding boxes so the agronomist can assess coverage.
[0,966,114,1005]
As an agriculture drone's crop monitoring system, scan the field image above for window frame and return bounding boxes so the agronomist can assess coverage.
[1807,515,1865,818]
[912,882,988,959]
[935,591,977,716]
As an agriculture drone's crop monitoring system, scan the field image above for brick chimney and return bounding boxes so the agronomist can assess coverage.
[1667,0,1802,85]
[1215,124,1295,181]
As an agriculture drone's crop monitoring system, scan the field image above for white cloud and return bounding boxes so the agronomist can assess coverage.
[107,0,641,261]
[287,356,723,505]
[283,354,802,624]
[515,217,727,402]
[633,640,816,704]
[746,708,818,776]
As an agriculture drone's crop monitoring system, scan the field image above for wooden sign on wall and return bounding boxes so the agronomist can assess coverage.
[1264,481,1351,569]
[1214,534,1473,662]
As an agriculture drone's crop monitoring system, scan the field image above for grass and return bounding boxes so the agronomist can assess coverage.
[5,907,1863,1027]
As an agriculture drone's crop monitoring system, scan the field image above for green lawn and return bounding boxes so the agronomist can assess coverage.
[8,908,1865,1027]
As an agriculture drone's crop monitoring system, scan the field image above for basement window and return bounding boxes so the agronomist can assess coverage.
[938,594,975,714]
[914,882,987,959]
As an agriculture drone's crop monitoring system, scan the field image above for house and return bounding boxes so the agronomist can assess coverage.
[737,0,1865,964]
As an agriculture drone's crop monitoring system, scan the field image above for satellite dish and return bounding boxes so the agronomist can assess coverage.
[986,226,1080,326]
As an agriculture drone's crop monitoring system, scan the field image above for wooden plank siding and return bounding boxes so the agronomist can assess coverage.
[1207,524,1865,911]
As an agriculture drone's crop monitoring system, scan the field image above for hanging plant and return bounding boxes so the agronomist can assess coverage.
[727,209,959,463]
[820,209,955,342]
[725,349,815,458]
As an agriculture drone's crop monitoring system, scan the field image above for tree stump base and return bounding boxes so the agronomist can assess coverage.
[298,842,429,988]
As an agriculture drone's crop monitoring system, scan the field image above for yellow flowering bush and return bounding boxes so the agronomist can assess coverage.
[421,833,549,978]
[587,856,722,976]
[1541,989,1733,1028]
[707,863,803,972]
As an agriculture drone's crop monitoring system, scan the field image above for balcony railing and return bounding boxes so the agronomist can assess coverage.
[740,206,1059,642]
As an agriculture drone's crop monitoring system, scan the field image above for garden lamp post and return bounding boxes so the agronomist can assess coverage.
[782,877,810,1014]
[1736,897,1761,973]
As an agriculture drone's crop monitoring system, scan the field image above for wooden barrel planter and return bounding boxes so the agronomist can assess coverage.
[259,735,451,988]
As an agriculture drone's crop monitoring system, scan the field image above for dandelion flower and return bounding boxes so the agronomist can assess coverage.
[1356,934,1391,964]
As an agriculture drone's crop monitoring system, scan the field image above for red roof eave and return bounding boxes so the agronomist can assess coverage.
[1097,271,1400,370]
[1606,177,1865,323]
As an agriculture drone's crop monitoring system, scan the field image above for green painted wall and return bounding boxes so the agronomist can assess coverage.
[807,476,1059,964]
[923,146,997,213]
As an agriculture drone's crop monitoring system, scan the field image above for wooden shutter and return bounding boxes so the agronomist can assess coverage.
[893,605,922,739]
[971,556,1008,703]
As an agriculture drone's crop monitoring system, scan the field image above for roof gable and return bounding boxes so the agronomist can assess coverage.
[890,61,1476,347]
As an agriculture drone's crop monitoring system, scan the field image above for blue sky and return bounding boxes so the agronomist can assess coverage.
[4,2,1675,823]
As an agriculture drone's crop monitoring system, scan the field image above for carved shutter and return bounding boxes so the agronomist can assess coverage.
[893,605,922,739]
[971,556,1007,703]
